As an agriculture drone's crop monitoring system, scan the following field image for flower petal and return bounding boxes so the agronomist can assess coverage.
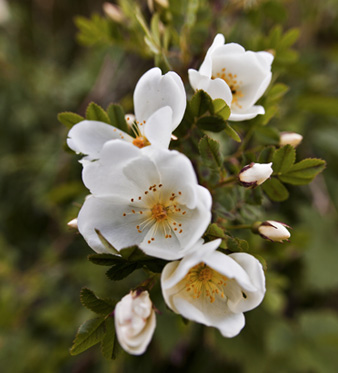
[67,120,133,160]
[199,34,226,77]
[229,105,265,121]
[134,67,186,130]
[144,106,173,149]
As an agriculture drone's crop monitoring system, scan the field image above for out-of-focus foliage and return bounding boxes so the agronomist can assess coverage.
[1,0,338,372]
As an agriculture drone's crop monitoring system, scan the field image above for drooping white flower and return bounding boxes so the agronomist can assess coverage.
[161,239,266,338]
[188,34,274,121]
[115,290,156,355]
[67,67,186,160]
[239,162,273,187]
[77,140,212,260]
[258,221,291,242]
[279,132,303,147]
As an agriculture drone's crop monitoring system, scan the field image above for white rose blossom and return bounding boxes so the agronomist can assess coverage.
[279,132,303,148]
[67,67,186,160]
[161,239,266,338]
[258,220,291,242]
[77,140,212,260]
[115,290,156,355]
[188,34,274,121]
[238,162,273,187]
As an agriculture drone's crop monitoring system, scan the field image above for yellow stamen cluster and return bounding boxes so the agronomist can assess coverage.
[132,136,150,148]
[212,68,244,109]
[185,263,227,303]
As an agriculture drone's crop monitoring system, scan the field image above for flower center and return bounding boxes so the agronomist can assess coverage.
[212,68,244,109]
[185,263,227,303]
[151,203,168,222]
[132,136,150,149]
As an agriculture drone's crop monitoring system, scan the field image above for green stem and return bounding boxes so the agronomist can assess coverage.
[215,175,238,188]
[225,224,252,230]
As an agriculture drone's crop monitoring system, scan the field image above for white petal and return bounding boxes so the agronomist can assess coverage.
[228,253,266,313]
[188,70,232,106]
[144,106,173,149]
[214,310,245,338]
[67,120,133,160]
[199,34,225,77]
[229,105,265,121]
[134,67,186,130]
[77,195,147,252]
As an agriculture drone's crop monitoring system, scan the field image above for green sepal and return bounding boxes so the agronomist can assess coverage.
[224,123,241,142]
[95,229,120,255]
[272,145,296,174]
[279,158,326,185]
[196,116,226,132]
[262,177,289,202]
[198,135,223,169]
[107,103,129,133]
[57,112,84,128]
[70,317,106,356]
[212,98,231,120]
[190,90,213,117]
[80,288,116,315]
[86,102,110,123]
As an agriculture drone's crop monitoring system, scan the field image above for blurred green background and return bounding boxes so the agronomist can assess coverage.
[1,0,338,372]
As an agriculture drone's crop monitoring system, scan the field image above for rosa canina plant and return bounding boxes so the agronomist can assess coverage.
[57,1,327,361]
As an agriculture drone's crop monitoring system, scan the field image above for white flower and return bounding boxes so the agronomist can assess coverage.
[239,162,273,187]
[115,290,156,355]
[161,239,266,338]
[279,132,303,147]
[67,67,186,160]
[188,34,274,121]
[77,140,212,260]
[258,221,291,242]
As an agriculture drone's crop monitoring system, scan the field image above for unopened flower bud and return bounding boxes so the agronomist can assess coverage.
[258,221,291,242]
[103,2,124,23]
[115,290,156,355]
[280,132,303,147]
[67,218,78,229]
[239,162,273,187]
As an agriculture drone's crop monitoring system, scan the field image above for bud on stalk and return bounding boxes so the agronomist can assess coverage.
[239,162,273,187]
[279,132,303,147]
[256,220,291,242]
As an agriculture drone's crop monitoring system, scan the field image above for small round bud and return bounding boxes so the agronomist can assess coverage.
[103,2,124,23]
[280,132,303,147]
[258,220,291,242]
[67,218,78,229]
[239,162,273,187]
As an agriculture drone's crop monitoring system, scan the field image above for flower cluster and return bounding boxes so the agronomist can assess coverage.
[66,34,301,357]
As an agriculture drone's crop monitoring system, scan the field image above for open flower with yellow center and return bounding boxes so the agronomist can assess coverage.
[161,239,266,337]
[188,34,274,121]
[67,67,186,161]
[77,140,212,260]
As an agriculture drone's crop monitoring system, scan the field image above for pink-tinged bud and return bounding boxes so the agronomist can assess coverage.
[115,290,156,355]
[67,218,78,229]
[103,2,124,23]
[239,162,273,187]
[258,221,291,242]
[280,132,303,147]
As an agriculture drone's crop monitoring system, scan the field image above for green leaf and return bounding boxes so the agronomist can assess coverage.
[95,229,120,255]
[88,253,124,266]
[224,123,241,142]
[106,103,129,133]
[57,112,84,128]
[261,105,278,125]
[70,317,106,355]
[272,145,296,174]
[267,83,289,102]
[86,102,110,123]
[106,261,139,281]
[262,177,289,202]
[206,223,226,239]
[196,116,227,132]
[226,236,249,252]
[190,90,213,117]
[198,135,223,169]
[255,126,280,145]
[80,288,116,315]
[212,98,231,120]
[101,317,118,360]
[258,146,276,163]
[280,28,300,49]
[279,158,326,185]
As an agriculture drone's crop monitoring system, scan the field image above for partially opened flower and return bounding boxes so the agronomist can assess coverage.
[67,67,186,160]
[258,220,291,242]
[239,162,273,187]
[77,140,212,260]
[189,34,274,121]
[115,290,156,355]
[161,239,266,337]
